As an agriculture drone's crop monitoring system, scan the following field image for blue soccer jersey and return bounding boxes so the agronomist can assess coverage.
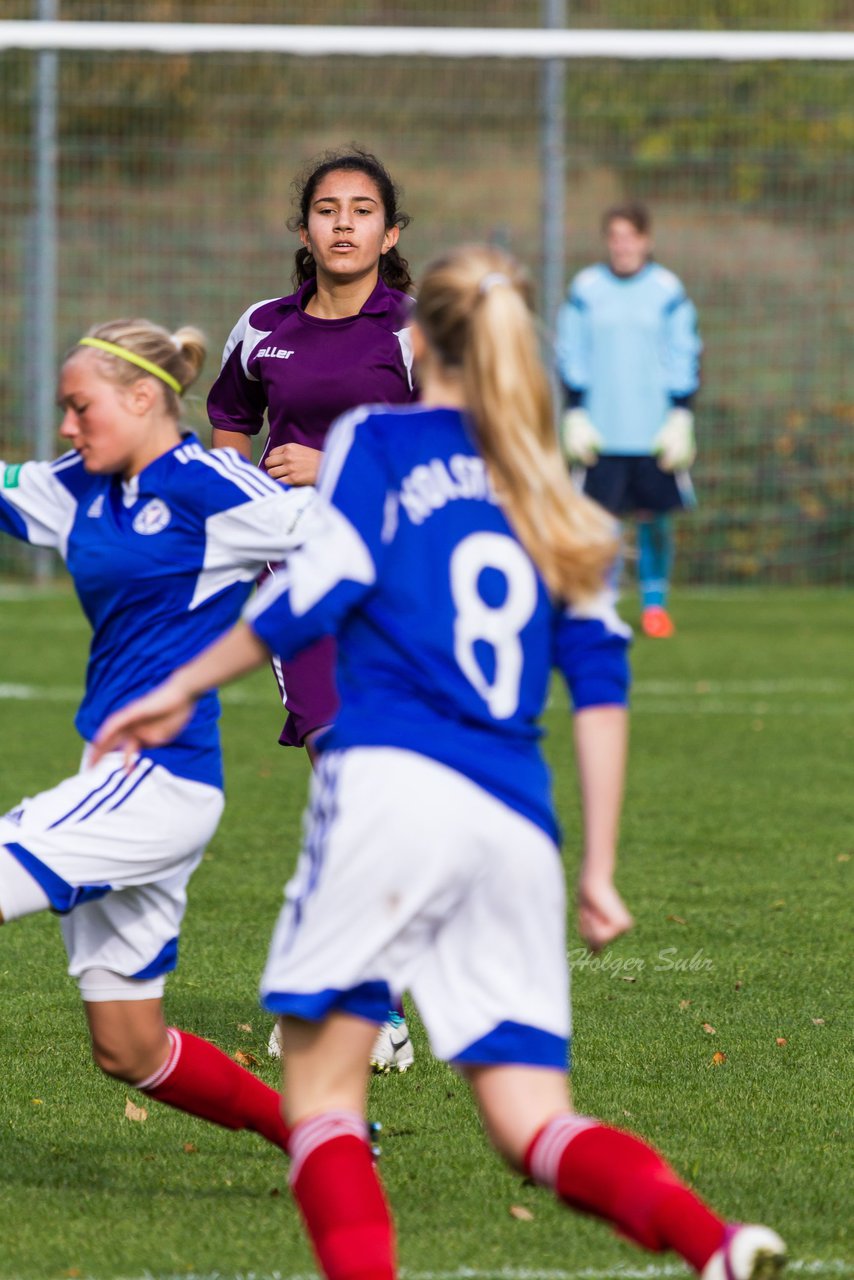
[0,437,311,788]
[245,405,631,841]
[555,262,702,455]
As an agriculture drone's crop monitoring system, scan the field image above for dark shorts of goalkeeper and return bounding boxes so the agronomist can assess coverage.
[576,454,696,518]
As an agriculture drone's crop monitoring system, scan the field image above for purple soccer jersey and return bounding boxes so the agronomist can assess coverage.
[207,277,415,469]
[207,274,416,746]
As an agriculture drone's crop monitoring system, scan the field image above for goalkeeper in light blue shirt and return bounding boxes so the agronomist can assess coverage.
[555,202,702,638]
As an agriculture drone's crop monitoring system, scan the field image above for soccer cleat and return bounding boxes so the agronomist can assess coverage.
[267,1020,282,1059]
[701,1224,787,1280]
[370,1018,415,1074]
[641,604,675,638]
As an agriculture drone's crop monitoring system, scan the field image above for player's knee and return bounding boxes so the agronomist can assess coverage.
[91,1039,132,1080]
[90,1033,163,1083]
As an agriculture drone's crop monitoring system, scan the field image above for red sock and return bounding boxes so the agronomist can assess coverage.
[289,1111,395,1280]
[525,1113,725,1272]
[137,1028,289,1151]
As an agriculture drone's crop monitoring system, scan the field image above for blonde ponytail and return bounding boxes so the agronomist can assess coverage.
[415,247,617,603]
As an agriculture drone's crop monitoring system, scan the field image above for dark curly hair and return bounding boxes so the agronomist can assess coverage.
[288,146,413,293]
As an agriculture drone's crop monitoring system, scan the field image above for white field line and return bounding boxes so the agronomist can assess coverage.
[0,614,85,629]
[629,701,854,716]
[115,1261,854,1280]
[0,683,272,706]
[0,584,76,602]
[632,679,849,695]
[0,679,851,717]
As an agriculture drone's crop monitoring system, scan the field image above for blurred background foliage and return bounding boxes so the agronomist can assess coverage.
[0,2,851,582]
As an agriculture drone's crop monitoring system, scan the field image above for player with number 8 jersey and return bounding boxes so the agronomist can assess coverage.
[242,402,628,848]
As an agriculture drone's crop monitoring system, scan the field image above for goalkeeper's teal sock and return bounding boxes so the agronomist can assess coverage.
[638,515,673,609]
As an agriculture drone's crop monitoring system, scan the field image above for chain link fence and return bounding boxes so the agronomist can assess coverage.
[1,3,852,582]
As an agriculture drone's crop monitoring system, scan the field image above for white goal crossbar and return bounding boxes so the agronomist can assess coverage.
[1,22,853,61]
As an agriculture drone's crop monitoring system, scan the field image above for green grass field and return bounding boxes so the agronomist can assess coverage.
[0,585,851,1280]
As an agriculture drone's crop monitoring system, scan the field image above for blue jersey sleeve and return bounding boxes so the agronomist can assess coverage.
[663,292,702,402]
[0,455,82,551]
[554,280,591,398]
[244,407,389,659]
[554,595,632,711]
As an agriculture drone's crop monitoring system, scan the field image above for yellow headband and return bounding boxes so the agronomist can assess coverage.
[78,337,183,396]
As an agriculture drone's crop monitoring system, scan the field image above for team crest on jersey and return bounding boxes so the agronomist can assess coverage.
[132,498,171,535]
[87,494,105,519]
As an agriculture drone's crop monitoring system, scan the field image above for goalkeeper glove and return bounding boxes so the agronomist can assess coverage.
[653,408,696,472]
[561,409,604,466]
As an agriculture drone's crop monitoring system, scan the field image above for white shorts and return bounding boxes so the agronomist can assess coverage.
[260,748,570,1068]
[0,750,223,997]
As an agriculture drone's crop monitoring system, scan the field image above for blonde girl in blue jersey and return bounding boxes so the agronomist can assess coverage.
[95,250,783,1280]
[0,318,319,1163]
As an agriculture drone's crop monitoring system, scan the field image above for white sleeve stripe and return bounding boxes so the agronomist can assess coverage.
[394,326,415,391]
[0,458,78,553]
[191,449,278,502]
[219,297,277,373]
[565,591,633,639]
[207,447,281,498]
[317,405,372,501]
[50,452,84,474]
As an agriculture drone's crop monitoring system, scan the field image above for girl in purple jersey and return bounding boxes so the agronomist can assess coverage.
[95,251,784,1280]
[208,147,416,1071]
[208,147,415,752]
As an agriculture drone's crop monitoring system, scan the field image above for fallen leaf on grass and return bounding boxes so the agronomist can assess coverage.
[734,981,743,991]
[183,1142,197,1154]
[233,1049,260,1068]
[702,1023,716,1034]
[666,914,687,925]
[509,1205,535,1221]
[124,1098,148,1123]
[679,999,691,1009]
[811,1018,825,1026]
[621,975,637,982]
[770,899,786,910]
[775,1037,788,1046]
[31,1098,43,1106]
[711,1052,727,1066]
[237,1022,253,1033]
[836,853,851,863]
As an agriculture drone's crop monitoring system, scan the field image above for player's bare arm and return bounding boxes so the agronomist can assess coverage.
[572,704,633,951]
[211,426,252,458]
